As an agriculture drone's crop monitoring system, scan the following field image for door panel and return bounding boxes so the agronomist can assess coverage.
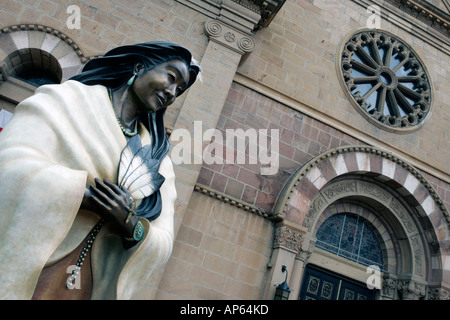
[299,265,377,300]
[299,265,340,300]
[338,278,375,300]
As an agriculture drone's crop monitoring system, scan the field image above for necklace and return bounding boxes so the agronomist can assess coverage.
[108,88,138,137]
[66,220,103,289]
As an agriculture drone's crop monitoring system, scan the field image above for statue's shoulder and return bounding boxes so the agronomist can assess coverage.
[35,80,105,96]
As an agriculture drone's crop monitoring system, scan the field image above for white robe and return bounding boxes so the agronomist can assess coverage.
[0,80,176,299]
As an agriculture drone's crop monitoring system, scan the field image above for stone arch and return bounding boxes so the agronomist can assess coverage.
[0,24,86,85]
[273,145,449,231]
[308,178,426,281]
[269,145,449,299]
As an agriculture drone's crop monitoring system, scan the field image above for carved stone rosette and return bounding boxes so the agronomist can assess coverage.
[427,286,450,300]
[205,19,255,55]
[381,277,397,299]
[397,279,426,300]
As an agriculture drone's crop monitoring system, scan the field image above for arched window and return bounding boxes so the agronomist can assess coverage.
[0,25,85,114]
[11,48,62,87]
[0,48,62,128]
[2,48,62,87]
[315,213,384,270]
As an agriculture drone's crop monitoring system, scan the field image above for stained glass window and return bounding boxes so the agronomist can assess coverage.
[315,213,384,270]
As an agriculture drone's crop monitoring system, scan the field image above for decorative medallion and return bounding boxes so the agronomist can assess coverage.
[204,19,255,55]
[133,220,145,241]
[339,30,432,132]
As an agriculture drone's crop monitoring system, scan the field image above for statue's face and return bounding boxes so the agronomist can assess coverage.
[132,59,190,113]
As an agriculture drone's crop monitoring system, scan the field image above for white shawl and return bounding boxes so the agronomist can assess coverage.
[0,80,176,299]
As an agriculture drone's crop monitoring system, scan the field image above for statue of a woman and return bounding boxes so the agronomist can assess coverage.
[0,42,200,299]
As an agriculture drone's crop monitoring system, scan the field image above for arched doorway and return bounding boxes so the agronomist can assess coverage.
[263,145,449,300]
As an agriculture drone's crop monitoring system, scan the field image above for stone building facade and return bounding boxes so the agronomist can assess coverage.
[0,0,449,300]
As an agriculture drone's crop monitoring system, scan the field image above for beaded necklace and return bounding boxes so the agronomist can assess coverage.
[108,88,139,137]
[66,220,103,289]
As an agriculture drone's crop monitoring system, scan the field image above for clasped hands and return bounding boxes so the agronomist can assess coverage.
[81,178,138,241]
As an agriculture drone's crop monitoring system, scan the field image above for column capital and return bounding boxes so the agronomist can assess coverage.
[272,221,308,254]
[397,279,426,300]
[178,0,286,32]
[204,19,255,55]
[427,286,450,300]
[381,276,398,300]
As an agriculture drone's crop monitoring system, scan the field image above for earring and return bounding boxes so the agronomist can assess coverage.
[127,73,137,86]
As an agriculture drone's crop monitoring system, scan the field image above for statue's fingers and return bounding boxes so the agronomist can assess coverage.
[89,185,114,209]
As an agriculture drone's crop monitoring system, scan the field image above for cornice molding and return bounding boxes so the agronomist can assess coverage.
[386,0,450,37]
[250,0,286,29]
[194,183,272,218]
[351,0,449,53]
[196,144,449,226]
[177,0,285,32]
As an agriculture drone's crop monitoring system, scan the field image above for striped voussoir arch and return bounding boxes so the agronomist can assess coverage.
[0,24,87,82]
[274,145,449,233]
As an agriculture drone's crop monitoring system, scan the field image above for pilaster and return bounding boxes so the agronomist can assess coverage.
[170,18,255,236]
[289,233,316,300]
[261,221,310,300]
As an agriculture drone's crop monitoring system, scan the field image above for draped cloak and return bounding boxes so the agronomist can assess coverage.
[0,80,176,299]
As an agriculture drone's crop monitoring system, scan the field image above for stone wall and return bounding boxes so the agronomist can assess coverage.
[237,0,450,178]
[197,82,367,213]
[155,191,273,299]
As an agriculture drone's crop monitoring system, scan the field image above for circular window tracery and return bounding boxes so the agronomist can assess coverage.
[339,30,432,132]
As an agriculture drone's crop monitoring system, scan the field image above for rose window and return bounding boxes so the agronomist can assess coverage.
[339,30,432,132]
